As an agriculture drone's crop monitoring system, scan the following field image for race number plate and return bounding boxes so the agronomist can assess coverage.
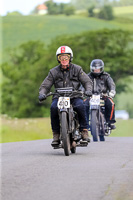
[57,97,70,109]
[90,95,100,106]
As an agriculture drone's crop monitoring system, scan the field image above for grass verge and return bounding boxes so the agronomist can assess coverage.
[1,116,133,143]
[1,116,52,143]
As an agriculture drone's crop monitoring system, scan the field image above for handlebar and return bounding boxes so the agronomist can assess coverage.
[91,93,112,99]
[46,89,84,98]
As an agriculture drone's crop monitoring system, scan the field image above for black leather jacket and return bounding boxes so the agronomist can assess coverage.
[88,72,116,94]
[39,63,92,99]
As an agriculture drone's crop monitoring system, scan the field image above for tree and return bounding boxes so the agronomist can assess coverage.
[64,6,75,16]
[88,5,95,17]
[45,1,68,15]
[45,1,59,15]
[1,41,50,118]
[98,5,114,20]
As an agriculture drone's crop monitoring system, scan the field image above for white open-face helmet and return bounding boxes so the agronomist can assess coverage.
[56,46,73,63]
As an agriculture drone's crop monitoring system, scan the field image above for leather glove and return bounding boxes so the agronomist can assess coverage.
[38,94,46,102]
[85,91,92,97]
[109,90,116,98]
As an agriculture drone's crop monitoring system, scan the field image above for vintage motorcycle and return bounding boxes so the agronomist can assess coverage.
[89,79,111,142]
[45,87,88,156]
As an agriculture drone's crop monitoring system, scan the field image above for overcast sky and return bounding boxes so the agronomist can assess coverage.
[1,0,71,16]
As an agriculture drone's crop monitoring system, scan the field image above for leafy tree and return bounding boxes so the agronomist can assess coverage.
[45,1,68,15]
[98,5,114,20]
[1,41,50,117]
[59,3,67,14]
[88,5,95,17]
[45,1,59,15]
[64,6,75,16]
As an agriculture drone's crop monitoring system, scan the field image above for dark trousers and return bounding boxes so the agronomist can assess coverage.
[50,98,89,133]
[104,97,116,123]
[84,97,116,125]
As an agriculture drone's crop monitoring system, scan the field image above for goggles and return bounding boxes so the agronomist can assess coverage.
[58,54,70,61]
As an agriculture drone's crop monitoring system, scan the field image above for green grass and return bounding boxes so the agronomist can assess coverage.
[1,116,52,143]
[111,119,133,137]
[2,6,133,62]
[2,15,123,50]
[1,116,133,143]
[2,13,133,51]
[114,6,133,15]
[115,76,133,112]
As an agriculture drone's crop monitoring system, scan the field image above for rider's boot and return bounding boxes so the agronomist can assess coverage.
[109,123,116,130]
[51,132,60,146]
[81,129,91,143]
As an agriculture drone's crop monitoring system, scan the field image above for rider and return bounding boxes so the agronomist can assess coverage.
[38,46,92,145]
[85,59,116,129]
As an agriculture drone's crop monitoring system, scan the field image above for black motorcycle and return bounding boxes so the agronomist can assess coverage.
[89,79,111,142]
[45,87,88,156]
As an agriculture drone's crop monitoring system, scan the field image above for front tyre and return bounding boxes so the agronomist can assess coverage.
[91,110,99,142]
[99,112,105,142]
[71,141,76,154]
[61,112,70,156]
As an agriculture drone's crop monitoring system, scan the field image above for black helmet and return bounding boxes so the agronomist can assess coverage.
[90,59,104,76]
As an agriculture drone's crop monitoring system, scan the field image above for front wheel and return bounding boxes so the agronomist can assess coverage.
[60,112,70,156]
[99,112,105,142]
[90,110,99,142]
[71,141,76,154]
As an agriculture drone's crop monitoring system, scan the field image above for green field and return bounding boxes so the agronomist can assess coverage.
[2,5,133,51]
[1,6,133,64]
[1,116,52,143]
[1,116,133,143]
[114,6,133,15]
[1,15,124,51]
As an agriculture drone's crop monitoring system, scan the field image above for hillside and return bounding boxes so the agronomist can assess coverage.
[2,10,133,51]
[1,15,122,50]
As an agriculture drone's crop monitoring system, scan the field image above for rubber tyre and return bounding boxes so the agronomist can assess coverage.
[99,112,105,142]
[99,135,105,141]
[71,147,76,153]
[91,110,99,142]
[61,112,70,156]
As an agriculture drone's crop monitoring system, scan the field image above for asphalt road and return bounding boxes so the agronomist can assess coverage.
[1,137,133,200]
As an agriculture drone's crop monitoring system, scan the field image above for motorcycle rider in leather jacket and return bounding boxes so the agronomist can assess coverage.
[39,46,92,145]
[84,59,116,130]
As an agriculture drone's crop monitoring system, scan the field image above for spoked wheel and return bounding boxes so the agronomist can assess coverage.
[105,126,111,136]
[91,110,100,142]
[61,112,70,156]
[99,112,105,142]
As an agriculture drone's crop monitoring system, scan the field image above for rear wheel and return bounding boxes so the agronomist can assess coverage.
[91,110,99,142]
[60,112,70,156]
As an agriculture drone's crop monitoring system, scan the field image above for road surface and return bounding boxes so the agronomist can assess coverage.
[1,137,133,200]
